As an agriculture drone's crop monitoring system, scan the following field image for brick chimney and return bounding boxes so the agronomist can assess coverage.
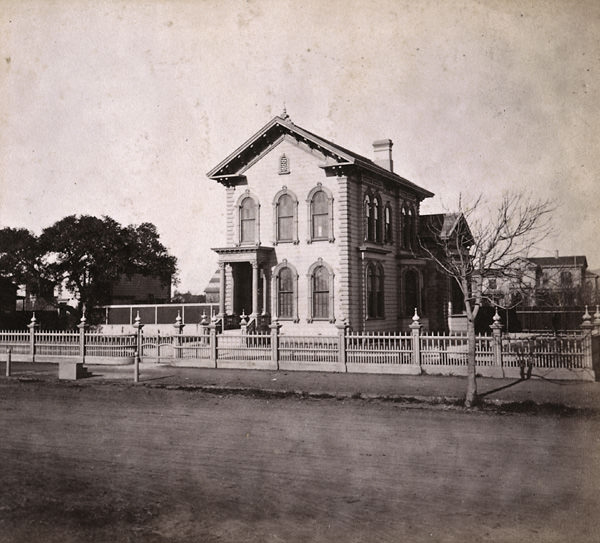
[373,139,394,172]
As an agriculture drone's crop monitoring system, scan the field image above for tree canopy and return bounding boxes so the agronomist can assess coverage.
[0,215,177,316]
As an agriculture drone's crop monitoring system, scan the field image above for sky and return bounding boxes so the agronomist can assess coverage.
[1,0,599,292]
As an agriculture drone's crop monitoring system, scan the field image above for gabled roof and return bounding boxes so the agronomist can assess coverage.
[527,255,588,268]
[419,213,474,246]
[207,114,434,199]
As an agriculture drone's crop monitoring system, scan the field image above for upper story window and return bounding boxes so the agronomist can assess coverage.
[560,271,573,287]
[307,184,334,243]
[273,188,298,244]
[240,196,257,244]
[384,204,392,243]
[312,191,329,239]
[364,192,383,243]
[401,204,415,249]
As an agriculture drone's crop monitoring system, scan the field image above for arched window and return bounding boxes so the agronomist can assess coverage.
[384,204,392,243]
[402,206,413,249]
[312,266,329,319]
[307,185,333,242]
[404,269,419,317]
[240,197,256,244]
[272,261,298,321]
[311,191,329,240]
[373,198,381,242]
[367,263,384,318]
[364,195,372,241]
[307,260,335,322]
[276,194,294,242]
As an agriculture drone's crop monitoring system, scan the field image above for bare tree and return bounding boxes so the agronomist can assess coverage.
[420,192,555,407]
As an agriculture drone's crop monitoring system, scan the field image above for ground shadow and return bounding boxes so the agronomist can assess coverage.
[478,379,524,398]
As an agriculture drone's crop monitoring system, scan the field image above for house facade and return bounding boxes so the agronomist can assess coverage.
[208,113,453,333]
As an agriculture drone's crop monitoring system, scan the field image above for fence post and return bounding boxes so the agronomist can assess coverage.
[336,320,348,372]
[270,319,281,370]
[593,305,600,336]
[581,307,595,371]
[5,348,11,377]
[78,311,88,364]
[27,313,39,363]
[490,308,504,373]
[409,309,422,373]
[133,311,144,381]
[209,318,218,368]
[200,312,210,345]
[173,310,185,359]
[240,311,248,337]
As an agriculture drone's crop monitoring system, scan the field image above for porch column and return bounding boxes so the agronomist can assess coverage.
[218,262,226,317]
[262,269,268,315]
[251,261,259,317]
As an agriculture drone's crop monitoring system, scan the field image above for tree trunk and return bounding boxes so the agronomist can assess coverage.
[465,317,477,407]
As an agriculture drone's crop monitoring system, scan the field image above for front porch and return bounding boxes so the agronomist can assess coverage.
[212,245,275,330]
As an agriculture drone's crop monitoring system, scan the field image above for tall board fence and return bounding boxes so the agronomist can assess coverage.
[1,309,599,381]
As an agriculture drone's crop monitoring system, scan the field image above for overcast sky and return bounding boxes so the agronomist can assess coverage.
[1,0,598,292]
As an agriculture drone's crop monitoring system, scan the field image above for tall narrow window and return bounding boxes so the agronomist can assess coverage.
[402,207,413,249]
[277,194,294,242]
[373,198,381,242]
[240,197,256,244]
[384,205,392,243]
[278,267,294,319]
[405,269,419,316]
[311,191,329,240]
[312,266,330,319]
[367,263,385,318]
[364,195,372,241]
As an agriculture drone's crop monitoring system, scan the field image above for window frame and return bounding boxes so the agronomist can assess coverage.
[272,187,299,245]
[307,259,335,323]
[235,191,260,246]
[272,261,299,322]
[366,261,385,319]
[306,184,334,243]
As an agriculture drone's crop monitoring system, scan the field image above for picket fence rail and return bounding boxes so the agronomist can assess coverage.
[0,309,598,380]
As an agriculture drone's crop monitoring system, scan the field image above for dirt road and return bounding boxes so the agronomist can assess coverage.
[0,380,599,542]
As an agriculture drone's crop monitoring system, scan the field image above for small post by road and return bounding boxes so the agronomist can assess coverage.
[132,311,144,383]
[134,351,140,383]
[409,309,422,373]
[5,348,11,377]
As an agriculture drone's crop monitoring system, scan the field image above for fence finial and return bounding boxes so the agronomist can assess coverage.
[173,310,185,334]
[412,308,420,322]
[240,310,248,326]
[493,307,501,323]
[594,305,600,323]
[583,305,592,323]
[133,311,143,330]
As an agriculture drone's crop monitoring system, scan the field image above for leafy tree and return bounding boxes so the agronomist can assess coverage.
[39,215,177,316]
[0,227,51,298]
[421,192,554,407]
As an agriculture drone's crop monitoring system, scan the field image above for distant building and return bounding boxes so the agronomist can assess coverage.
[109,274,171,304]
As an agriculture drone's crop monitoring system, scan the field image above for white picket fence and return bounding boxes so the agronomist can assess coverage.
[0,313,597,380]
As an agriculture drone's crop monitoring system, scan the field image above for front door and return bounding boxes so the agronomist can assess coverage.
[233,262,253,316]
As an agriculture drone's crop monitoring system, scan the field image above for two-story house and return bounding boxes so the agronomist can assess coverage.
[208,112,455,333]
